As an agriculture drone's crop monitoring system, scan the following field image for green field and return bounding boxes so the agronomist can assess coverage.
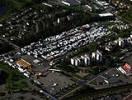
[120,9,132,23]
[0,63,30,92]
[7,0,32,9]
[0,0,33,21]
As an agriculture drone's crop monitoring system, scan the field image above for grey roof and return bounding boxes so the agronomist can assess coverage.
[63,0,81,5]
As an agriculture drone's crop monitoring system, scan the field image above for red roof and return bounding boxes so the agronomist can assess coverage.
[122,63,132,73]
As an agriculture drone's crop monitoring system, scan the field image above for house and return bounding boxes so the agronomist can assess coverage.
[61,0,81,6]
[16,55,50,76]
[118,63,132,76]
[16,58,32,69]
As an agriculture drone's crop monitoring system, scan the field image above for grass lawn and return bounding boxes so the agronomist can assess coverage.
[0,0,33,21]
[119,7,132,23]
[0,62,31,92]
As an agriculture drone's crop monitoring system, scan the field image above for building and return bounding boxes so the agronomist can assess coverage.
[16,58,32,69]
[71,58,75,65]
[61,0,81,6]
[74,58,80,66]
[71,50,103,67]
[91,50,103,63]
[99,13,113,17]
[82,55,90,65]
[16,55,50,77]
[71,54,90,67]
[93,13,115,21]
[114,38,124,47]
[118,63,132,76]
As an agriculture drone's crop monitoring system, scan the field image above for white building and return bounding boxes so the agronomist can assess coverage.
[84,55,91,65]
[74,58,80,66]
[71,58,75,65]
[70,50,103,67]
[99,13,113,17]
[96,50,102,62]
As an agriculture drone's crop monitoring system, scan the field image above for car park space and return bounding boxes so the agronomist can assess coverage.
[21,23,111,61]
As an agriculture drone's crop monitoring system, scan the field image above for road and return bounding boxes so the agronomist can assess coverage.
[0,38,20,50]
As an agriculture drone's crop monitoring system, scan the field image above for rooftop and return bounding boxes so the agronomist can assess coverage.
[99,13,113,17]
[19,55,50,72]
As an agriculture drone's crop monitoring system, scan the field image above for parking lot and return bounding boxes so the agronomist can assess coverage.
[36,71,76,96]
[21,23,111,61]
